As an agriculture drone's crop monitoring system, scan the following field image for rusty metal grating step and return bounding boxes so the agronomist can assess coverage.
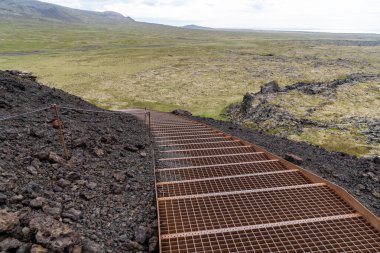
[153,124,204,128]
[157,153,270,169]
[155,132,225,141]
[152,125,209,130]
[152,120,200,125]
[158,185,354,234]
[153,129,218,137]
[159,140,243,151]
[159,152,262,161]
[157,136,232,146]
[153,128,212,134]
[154,131,218,137]
[152,127,213,133]
[158,185,355,235]
[156,160,291,182]
[161,217,380,253]
[158,146,257,159]
[157,170,312,198]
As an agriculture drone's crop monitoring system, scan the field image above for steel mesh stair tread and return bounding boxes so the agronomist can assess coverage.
[127,110,380,253]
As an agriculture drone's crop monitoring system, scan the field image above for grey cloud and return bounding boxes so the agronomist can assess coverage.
[141,0,188,7]
[75,0,131,10]
[170,0,188,7]
[141,0,157,6]
[251,3,264,10]
[77,0,113,9]
[249,0,270,11]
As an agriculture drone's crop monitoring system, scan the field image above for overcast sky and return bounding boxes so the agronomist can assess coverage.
[40,0,380,33]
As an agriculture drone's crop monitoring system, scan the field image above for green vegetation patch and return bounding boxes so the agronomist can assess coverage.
[289,128,380,157]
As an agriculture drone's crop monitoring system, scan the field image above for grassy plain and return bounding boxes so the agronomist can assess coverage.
[2,20,380,115]
[1,19,380,156]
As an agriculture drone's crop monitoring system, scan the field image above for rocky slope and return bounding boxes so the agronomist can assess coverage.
[226,73,380,157]
[0,71,156,253]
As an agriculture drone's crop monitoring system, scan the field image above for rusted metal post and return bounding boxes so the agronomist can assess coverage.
[147,112,152,145]
[52,104,69,160]
[145,112,148,143]
[144,108,148,129]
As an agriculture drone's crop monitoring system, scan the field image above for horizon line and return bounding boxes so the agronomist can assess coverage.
[175,25,380,35]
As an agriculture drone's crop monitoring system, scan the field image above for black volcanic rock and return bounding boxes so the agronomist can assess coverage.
[0,70,156,252]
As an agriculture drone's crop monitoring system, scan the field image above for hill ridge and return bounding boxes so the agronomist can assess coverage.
[0,0,134,24]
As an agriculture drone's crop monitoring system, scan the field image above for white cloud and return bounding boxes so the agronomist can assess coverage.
[40,0,380,33]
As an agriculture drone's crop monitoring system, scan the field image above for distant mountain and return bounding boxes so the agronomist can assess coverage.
[0,0,134,24]
[183,25,212,30]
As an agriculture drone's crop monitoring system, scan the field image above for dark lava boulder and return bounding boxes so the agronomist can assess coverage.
[172,109,192,116]
[260,80,280,94]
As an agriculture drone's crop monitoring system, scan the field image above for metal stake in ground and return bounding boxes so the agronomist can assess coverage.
[148,112,152,145]
[52,104,69,160]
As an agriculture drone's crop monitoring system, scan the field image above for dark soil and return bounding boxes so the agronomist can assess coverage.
[188,115,380,217]
[0,70,157,253]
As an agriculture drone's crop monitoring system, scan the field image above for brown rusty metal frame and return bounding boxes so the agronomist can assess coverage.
[181,115,380,230]
[161,216,380,252]
[130,109,380,253]
[51,104,69,160]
